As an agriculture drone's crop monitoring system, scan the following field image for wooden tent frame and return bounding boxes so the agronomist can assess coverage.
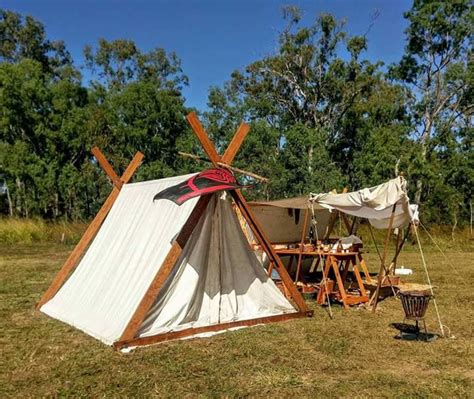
[37,113,310,350]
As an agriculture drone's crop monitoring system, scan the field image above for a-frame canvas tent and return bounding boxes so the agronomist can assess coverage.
[37,113,310,350]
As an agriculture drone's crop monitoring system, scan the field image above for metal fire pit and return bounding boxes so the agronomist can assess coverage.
[398,290,432,339]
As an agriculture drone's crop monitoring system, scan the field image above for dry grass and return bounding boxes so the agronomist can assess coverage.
[1,242,473,398]
[0,218,87,245]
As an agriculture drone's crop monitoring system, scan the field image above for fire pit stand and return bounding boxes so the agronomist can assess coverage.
[398,289,432,340]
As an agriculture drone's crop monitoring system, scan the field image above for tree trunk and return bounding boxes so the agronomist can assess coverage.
[308,145,313,173]
[54,193,59,219]
[394,158,400,177]
[451,210,457,241]
[4,181,13,217]
[15,177,23,216]
[414,113,432,205]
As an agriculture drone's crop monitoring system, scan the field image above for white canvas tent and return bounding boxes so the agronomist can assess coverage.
[37,113,310,350]
[40,175,298,346]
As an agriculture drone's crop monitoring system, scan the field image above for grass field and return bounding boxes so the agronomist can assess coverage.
[1,241,473,397]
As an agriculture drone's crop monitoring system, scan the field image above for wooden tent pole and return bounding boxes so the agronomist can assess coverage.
[371,203,397,312]
[391,228,402,273]
[341,213,352,234]
[221,122,250,164]
[323,187,349,240]
[350,216,358,235]
[186,112,220,164]
[37,149,144,309]
[386,225,411,275]
[295,208,309,284]
[178,152,268,182]
[91,147,123,189]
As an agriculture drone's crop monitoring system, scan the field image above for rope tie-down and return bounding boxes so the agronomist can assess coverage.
[412,223,451,338]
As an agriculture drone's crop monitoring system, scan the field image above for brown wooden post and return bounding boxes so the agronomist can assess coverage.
[114,311,306,350]
[186,112,220,165]
[357,253,373,283]
[371,203,397,312]
[37,150,144,309]
[295,208,309,284]
[317,255,333,305]
[323,188,349,240]
[341,213,352,234]
[91,147,123,189]
[221,122,250,164]
[330,256,349,309]
[350,216,358,235]
[391,228,402,273]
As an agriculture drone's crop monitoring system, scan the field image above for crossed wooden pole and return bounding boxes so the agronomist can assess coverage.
[37,112,311,349]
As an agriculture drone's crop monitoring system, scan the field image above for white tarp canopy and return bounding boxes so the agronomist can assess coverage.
[251,177,418,229]
[41,174,296,346]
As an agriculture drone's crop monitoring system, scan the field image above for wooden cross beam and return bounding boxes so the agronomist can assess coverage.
[116,112,310,349]
[36,148,144,309]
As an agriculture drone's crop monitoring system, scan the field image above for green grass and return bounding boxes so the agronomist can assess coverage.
[1,243,473,397]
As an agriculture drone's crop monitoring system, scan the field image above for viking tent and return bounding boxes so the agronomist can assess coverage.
[37,113,310,350]
[40,175,301,347]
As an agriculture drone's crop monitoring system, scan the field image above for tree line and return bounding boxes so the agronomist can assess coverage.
[0,1,472,226]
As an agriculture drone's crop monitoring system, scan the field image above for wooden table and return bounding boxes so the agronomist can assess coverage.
[274,248,370,309]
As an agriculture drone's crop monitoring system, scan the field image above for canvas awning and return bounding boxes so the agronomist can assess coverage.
[251,177,418,229]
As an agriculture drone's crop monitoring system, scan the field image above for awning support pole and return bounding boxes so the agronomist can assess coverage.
[371,203,397,312]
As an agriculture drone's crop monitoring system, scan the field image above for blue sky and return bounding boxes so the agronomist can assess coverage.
[3,0,412,110]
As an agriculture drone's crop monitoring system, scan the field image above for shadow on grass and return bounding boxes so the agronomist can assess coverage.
[390,322,439,342]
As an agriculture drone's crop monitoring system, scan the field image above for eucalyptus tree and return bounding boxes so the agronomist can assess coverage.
[390,0,473,211]
[206,7,397,198]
